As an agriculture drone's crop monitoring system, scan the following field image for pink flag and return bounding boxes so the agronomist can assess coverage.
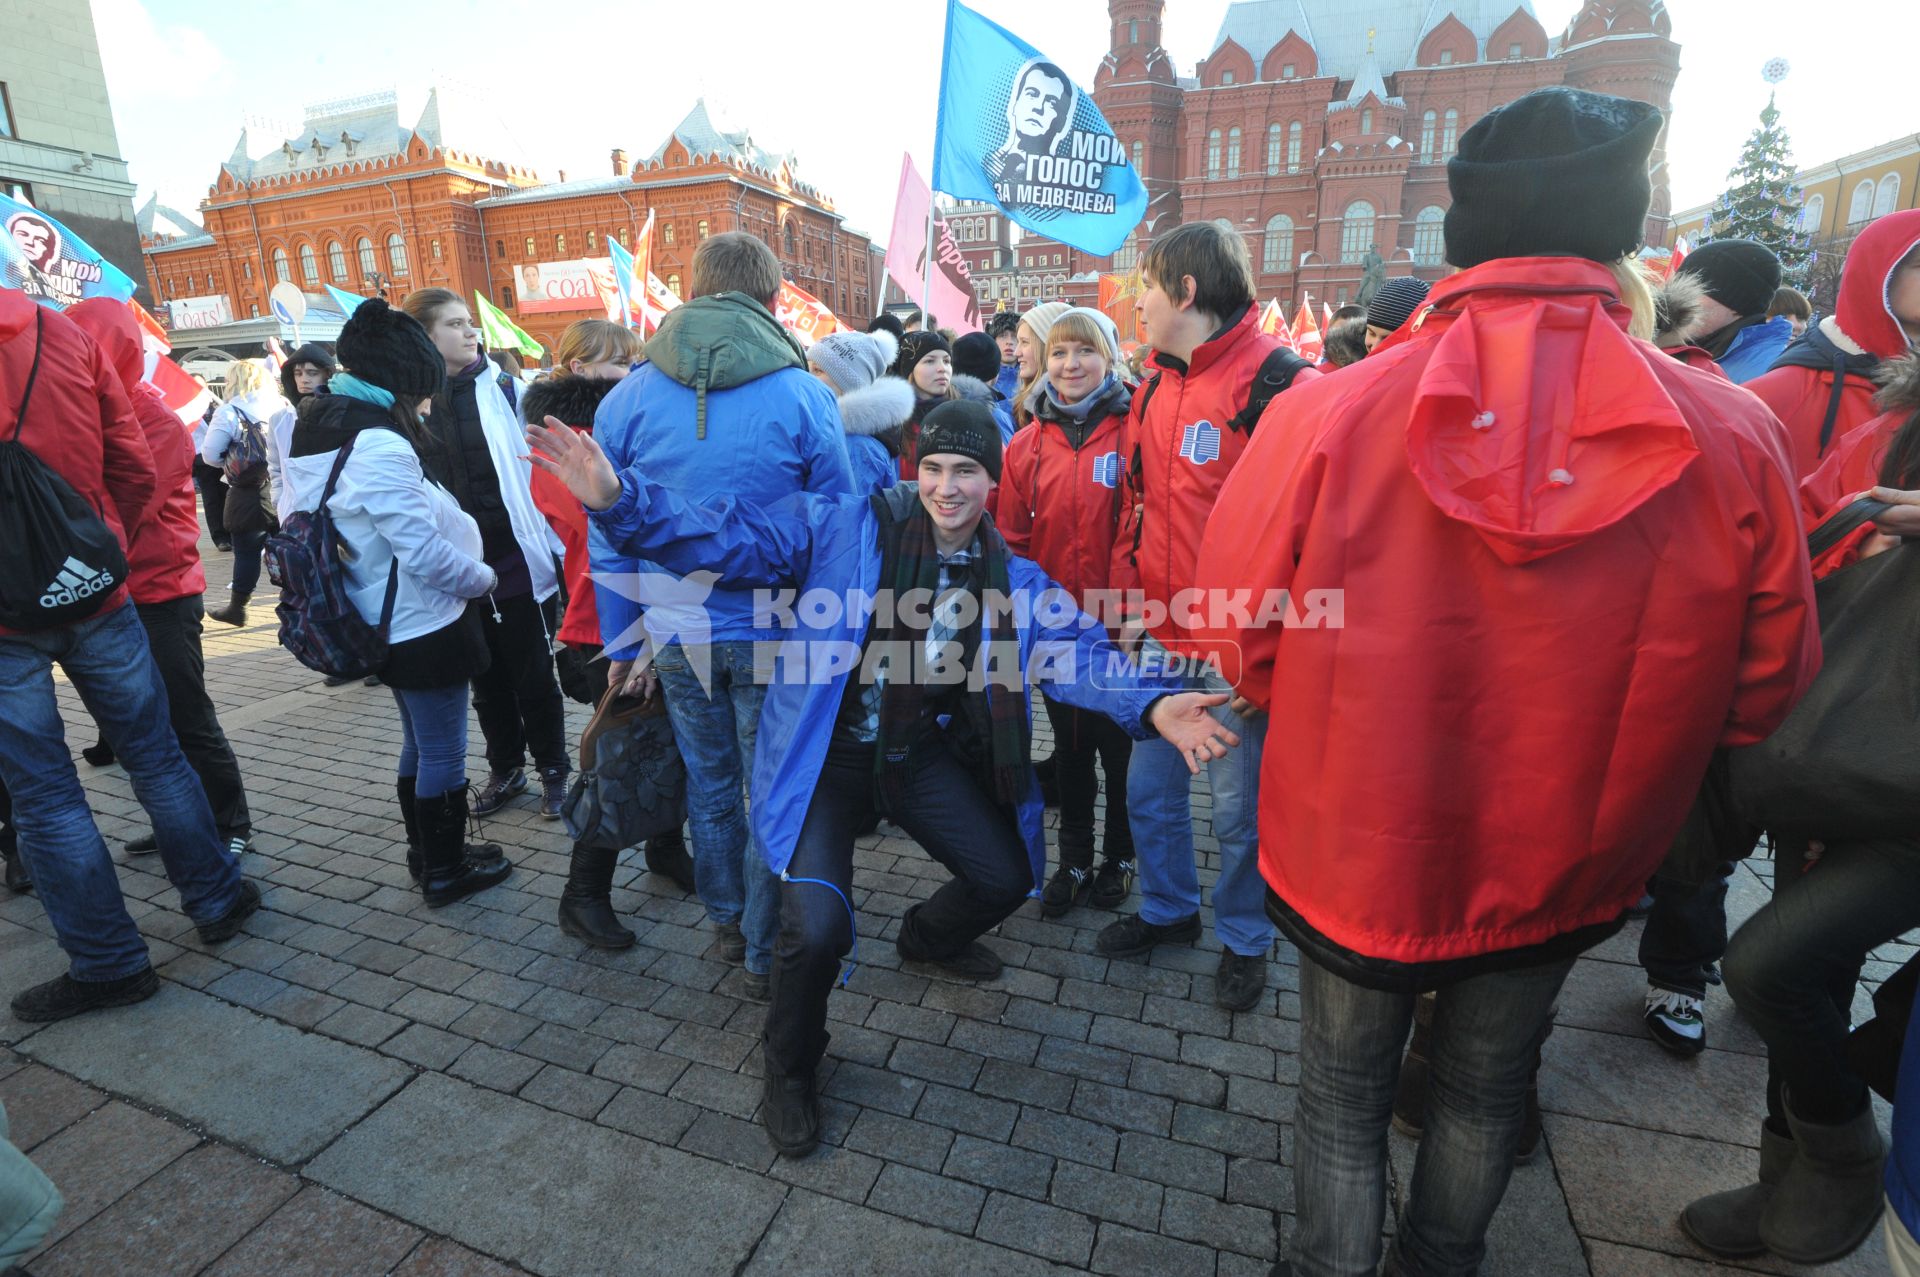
[884,154,983,334]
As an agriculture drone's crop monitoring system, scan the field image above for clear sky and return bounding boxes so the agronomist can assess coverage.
[101,0,1918,244]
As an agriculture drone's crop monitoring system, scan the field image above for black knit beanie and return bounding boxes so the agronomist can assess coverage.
[1444,86,1665,269]
[1365,277,1432,334]
[918,399,1002,480]
[336,298,445,400]
[893,330,953,381]
[1676,239,1782,319]
[951,331,1003,383]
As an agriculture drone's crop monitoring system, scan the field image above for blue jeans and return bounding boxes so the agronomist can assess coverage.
[1291,952,1572,1277]
[230,529,267,595]
[653,640,777,976]
[1125,638,1271,955]
[1640,860,1734,998]
[392,684,470,798]
[0,602,243,981]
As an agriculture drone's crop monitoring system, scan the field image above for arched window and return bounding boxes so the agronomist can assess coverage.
[1420,110,1437,163]
[1226,127,1242,179]
[1360,108,1373,135]
[356,238,376,279]
[1849,179,1877,224]
[697,219,709,239]
[206,273,215,290]
[586,231,595,251]
[1875,173,1901,218]
[1266,123,1282,175]
[667,273,682,298]
[1287,121,1302,174]
[1798,194,1825,235]
[1129,19,1138,43]
[326,240,347,281]
[1340,200,1376,264]
[387,233,408,276]
[1207,129,1222,179]
[784,222,797,256]
[432,238,443,259]
[242,260,252,281]
[1442,109,1460,158]
[556,233,567,255]
[501,286,514,308]
[524,236,535,257]
[1262,214,1295,274]
[298,243,318,284]
[619,227,630,247]
[1131,140,1144,171]
[495,240,505,256]
[662,222,674,244]
[1412,205,1446,266]
[249,303,260,318]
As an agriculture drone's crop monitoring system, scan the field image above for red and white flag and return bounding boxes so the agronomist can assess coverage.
[775,280,842,347]
[1664,237,1690,280]
[884,154,982,334]
[1289,294,1324,363]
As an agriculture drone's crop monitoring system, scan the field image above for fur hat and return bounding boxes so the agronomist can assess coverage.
[951,331,1003,383]
[1444,86,1664,269]
[987,311,1022,339]
[1365,277,1432,336]
[1652,273,1711,346]
[867,313,906,340]
[918,399,1002,480]
[336,298,444,400]
[811,328,898,394]
[893,330,952,381]
[1677,239,1783,320]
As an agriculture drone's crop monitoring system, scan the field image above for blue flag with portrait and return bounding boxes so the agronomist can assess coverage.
[931,0,1145,258]
[0,193,137,310]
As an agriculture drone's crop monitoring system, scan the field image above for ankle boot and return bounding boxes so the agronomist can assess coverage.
[1391,991,1437,1138]
[417,786,512,908]
[1680,1122,1795,1257]
[643,828,697,893]
[1759,1093,1887,1263]
[558,842,635,949]
[398,775,423,882]
[208,590,251,627]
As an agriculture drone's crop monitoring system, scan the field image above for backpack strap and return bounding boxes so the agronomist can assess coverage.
[1227,347,1313,436]
[10,309,44,443]
[495,370,519,414]
[1816,346,1852,456]
[1808,496,1894,560]
[317,428,402,633]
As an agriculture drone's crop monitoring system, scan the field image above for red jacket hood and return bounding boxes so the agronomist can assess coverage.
[1405,258,1700,565]
[1835,208,1920,359]
[66,297,145,391]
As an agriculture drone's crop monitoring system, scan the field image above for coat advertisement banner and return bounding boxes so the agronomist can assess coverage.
[884,154,983,334]
[931,0,1146,258]
[165,295,233,330]
[1,193,138,309]
[512,258,616,314]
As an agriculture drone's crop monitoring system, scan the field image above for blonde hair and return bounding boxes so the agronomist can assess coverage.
[1045,311,1117,367]
[554,319,642,372]
[1013,317,1049,427]
[1608,256,1657,342]
[223,359,272,399]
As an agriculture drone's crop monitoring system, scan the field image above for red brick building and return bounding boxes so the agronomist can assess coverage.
[962,0,1680,322]
[142,91,876,357]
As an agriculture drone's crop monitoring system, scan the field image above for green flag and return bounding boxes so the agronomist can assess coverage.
[473,290,544,359]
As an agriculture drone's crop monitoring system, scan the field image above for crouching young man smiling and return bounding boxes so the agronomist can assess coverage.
[529,399,1240,1157]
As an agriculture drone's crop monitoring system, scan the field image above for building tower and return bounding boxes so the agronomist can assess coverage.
[1093,0,1187,253]
[1558,0,1683,239]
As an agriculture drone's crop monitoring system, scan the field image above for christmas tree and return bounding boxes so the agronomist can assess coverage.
[1702,94,1813,287]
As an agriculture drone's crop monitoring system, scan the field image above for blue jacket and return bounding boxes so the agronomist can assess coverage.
[1891,979,1920,1239]
[1717,316,1795,385]
[589,362,853,653]
[588,478,1178,887]
[994,364,1021,400]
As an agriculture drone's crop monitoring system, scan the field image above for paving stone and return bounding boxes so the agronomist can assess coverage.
[0,1064,104,1151]
[844,1106,954,1172]
[823,1059,926,1117]
[518,1021,613,1071]
[1180,1033,1275,1081]
[1050,1161,1165,1232]
[520,1063,618,1119]
[1161,1186,1277,1259]
[330,967,411,1009]
[21,984,408,1162]
[948,1019,1043,1065]
[381,1023,471,1071]
[447,1002,539,1049]
[1116,1131,1227,1196]
[1172,1103,1280,1160]
[1090,1222,1220,1277]
[309,1072,784,1275]
[1540,1024,1770,1146]
[975,1189,1097,1265]
[206,966,292,1011]
[743,1188,1058,1276]
[867,1161,988,1233]
[258,985,348,1030]
[669,1061,766,1120]
[448,1043,543,1094]
[202,1184,423,1276]
[659,1020,758,1070]
[1089,1014,1181,1061]
[588,1003,675,1049]
[597,1085,702,1144]
[976,1057,1075,1110]
[1035,1035,1133,1086]
[678,1109,778,1172]
[1001,997,1094,1041]
[21,1101,200,1245]
[31,1142,299,1277]
[1129,1055,1229,1107]
[1071,1079,1176,1135]
[944,1132,1057,1199]
[823,1022,897,1068]
[889,1039,985,1089]
[391,1236,526,1277]
[592,1043,691,1094]
[914,1082,1021,1141]
[1226,1155,1293,1211]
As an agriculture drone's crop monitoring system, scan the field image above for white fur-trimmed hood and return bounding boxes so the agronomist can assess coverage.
[839,376,916,437]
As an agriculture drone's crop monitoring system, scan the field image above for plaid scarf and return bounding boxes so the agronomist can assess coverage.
[872,501,1030,812]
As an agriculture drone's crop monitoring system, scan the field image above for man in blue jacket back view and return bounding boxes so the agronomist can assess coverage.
[1675,239,1792,384]
[588,233,855,997]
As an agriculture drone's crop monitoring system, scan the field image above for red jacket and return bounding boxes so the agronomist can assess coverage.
[1112,304,1320,644]
[1799,351,1920,575]
[996,386,1131,615]
[523,373,620,649]
[67,299,204,605]
[1745,208,1920,479]
[0,289,157,636]
[1187,258,1820,971]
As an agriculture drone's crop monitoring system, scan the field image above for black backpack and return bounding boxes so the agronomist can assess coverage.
[0,310,131,631]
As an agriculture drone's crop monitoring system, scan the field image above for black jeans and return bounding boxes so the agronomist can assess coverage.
[1041,695,1132,870]
[1724,836,1920,1124]
[229,529,268,595]
[764,733,1032,1080]
[1639,860,1734,998]
[193,460,229,543]
[471,591,568,775]
[138,596,250,839]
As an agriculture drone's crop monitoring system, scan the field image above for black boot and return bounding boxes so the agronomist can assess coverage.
[417,787,513,907]
[558,842,635,949]
[208,590,250,627]
[402,777,503,883]
[643,828,697,893]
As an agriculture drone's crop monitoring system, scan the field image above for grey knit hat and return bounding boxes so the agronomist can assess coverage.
[809,329,897,395]
[1019,301,1072,350]
[1365,277,1432,336]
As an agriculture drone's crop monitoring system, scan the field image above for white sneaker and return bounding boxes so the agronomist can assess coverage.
[1644,985,1706,1056]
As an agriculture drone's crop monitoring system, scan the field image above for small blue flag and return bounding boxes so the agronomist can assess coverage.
[325,284,368,319]
[1092,451,1121,488]
[932,0,1145,257]
[607,235,638,328]
[1178,422,1221,466]
[1,194,136,310]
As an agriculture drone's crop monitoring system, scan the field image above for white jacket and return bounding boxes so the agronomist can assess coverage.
[281,426,494,644]
[203,388,291,502]
[470,359,562,600]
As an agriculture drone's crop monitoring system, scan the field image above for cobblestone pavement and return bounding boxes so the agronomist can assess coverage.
[0,554,1907,1276]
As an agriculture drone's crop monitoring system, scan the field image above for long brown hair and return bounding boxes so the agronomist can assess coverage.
[400,287,463,328]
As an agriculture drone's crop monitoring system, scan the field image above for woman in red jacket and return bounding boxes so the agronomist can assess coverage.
[525,319,694,949]
[997,308,1135,916]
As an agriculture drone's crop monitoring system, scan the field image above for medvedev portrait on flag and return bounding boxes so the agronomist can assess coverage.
[991,59,1075,188]
[984,56,1123,219]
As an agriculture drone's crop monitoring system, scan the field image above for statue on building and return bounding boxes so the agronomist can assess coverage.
[1357,245,1386,306]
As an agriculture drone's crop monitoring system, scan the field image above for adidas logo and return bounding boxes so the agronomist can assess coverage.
[38,556,116,610]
